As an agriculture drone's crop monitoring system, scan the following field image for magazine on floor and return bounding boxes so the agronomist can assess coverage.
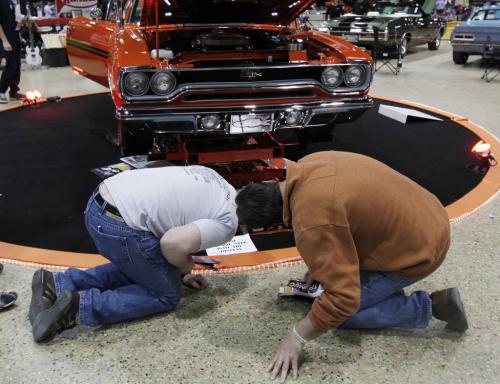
[119,155,150,169]
[278,279,324,300]
[91,163,131,179]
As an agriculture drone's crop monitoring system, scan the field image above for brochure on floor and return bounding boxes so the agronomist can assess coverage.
[206,234,258,256]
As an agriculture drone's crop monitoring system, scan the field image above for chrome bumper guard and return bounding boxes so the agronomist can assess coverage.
[116,98,373,134]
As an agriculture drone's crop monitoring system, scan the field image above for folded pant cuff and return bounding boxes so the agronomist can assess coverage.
[425,293,433,322]
[53,272,76,295]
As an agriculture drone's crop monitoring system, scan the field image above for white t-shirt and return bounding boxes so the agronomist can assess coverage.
[104,166,238,251]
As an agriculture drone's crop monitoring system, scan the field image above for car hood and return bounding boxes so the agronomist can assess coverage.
[140,0,315,27]
[454,19,500,33]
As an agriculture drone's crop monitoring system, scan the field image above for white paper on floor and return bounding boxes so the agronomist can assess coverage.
[378,104,443,124]
[206,234,258,256]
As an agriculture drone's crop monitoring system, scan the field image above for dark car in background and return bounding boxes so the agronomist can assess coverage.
[451,3,500,64]
[321,0,446,57]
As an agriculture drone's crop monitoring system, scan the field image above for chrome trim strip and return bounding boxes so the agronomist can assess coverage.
[181,93,317,103]
[451,42,500,47]
[166,63,372,71]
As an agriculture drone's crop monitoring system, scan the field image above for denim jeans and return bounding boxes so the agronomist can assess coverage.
[53,191,181,327]
[339,271,433,329]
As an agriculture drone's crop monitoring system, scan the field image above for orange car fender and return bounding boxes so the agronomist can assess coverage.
[109,28,152,107]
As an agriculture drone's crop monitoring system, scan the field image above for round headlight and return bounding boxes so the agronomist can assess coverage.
[321,67,343,88]
[344,65,365,87]
[150,71,176,95]
[124,72,149,96]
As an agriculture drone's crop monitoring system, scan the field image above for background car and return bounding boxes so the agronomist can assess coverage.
[319,0,446,57]
[66,0,373,162]
[451,3,500,64]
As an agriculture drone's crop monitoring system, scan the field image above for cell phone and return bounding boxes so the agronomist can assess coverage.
[192,256,221,270]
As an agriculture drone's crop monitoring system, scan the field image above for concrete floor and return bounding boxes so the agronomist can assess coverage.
[0,43,499,383]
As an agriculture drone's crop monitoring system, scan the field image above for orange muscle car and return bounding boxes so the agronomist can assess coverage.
[67,0,373,162]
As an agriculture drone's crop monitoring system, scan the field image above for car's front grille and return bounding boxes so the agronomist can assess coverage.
[171,66,325,85]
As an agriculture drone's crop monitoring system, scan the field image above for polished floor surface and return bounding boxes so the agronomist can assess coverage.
[0,43,499,383]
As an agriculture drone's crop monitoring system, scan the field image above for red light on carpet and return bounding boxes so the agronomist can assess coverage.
[469,140,497,172]
[472,140,491,157]
[23,90,42,106]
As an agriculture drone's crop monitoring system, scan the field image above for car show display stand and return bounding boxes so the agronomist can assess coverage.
[0,93,499,272]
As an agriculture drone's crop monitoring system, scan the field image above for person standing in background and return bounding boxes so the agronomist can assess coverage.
[0,0,26,103]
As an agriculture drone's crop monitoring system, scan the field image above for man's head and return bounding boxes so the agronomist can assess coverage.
[235,182,283,229]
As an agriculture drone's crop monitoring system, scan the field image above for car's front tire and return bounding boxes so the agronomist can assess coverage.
[453,51,469,65]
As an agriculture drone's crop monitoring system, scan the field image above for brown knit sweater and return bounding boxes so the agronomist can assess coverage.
[283,152,450,331]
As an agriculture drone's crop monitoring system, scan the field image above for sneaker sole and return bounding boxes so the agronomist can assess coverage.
[32,291,77,342]
[446,288,469,332]
[29,269,56,325]
[28,270,43,324]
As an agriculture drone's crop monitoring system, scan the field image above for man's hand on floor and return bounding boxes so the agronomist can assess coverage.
[181,273,209,289]
[268,331,303,382]
[268,316,324,381]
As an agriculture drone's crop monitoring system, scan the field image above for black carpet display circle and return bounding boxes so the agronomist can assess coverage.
[0,94,485,253]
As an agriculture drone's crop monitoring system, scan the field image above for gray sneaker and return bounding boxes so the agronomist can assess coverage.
[0,93,8,104]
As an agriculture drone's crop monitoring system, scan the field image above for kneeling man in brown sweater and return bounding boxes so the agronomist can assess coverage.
[236,151,468,381]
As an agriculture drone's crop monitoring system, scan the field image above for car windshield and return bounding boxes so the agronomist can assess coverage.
[379,5,420,15]
[471,9,500,21]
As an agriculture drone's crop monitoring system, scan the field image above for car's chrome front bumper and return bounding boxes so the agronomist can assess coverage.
[116,97,373,134]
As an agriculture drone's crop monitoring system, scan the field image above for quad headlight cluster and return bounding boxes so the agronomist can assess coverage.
[321,65,367,89]
[123,71,176,97]
[122,65,368,99]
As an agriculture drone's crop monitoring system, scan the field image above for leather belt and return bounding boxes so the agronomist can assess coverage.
[94,192,122,218]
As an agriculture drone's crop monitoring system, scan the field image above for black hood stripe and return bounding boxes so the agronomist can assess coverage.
[67,39,109,59]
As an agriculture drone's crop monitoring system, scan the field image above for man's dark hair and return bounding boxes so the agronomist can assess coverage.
[236,182,283,229]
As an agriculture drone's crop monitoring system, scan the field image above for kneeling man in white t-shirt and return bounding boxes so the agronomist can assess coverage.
[29,165,238,342]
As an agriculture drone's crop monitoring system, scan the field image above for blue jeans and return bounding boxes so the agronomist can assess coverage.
[53,191,181,326]
[339,271,433,329]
